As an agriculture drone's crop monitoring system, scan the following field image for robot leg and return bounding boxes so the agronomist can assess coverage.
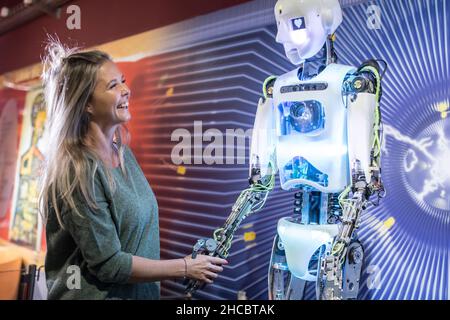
[317,240,364,300]
[268,234,307,300]
[342,240,364,299]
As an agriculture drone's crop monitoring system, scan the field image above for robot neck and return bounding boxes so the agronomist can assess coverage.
[297,36,336,81]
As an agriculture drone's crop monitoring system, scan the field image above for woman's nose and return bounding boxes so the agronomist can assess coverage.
[120,83,131,97]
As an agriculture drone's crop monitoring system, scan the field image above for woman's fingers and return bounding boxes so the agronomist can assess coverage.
[201,271,217,283]
[209,257,228,265]
[202,276,214,284]
[204,271,218,279]
[208,263,224,273]
[187,254,228,282]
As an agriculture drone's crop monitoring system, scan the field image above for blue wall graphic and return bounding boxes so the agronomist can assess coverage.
[337,0,449,300]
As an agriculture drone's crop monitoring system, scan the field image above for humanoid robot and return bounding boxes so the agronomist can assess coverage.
[186,0,385,300]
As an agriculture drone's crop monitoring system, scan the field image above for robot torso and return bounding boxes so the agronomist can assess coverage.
[273,63,356,193]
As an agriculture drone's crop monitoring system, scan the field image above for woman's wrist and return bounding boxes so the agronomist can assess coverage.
[182,257,188,279]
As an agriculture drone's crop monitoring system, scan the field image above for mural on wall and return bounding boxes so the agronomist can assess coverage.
[0,88,25,240]
[9,89,47,251]
[0,101,18,220]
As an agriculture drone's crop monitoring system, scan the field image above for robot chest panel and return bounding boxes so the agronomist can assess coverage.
[273,89,349,192]
[273,89,347,140]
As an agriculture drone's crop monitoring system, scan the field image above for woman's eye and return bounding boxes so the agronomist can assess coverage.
[109,79,125,89]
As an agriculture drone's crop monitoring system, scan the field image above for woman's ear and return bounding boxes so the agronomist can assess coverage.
[86,103,94,115]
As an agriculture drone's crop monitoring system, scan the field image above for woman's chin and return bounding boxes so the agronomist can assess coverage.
[116,110,131,122]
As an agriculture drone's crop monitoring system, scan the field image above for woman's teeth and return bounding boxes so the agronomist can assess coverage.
[117,102,128,109]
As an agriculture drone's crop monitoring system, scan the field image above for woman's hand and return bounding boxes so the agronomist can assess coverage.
[184,255,228,284]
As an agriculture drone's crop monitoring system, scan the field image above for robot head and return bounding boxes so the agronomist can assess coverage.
[275,0,343,65]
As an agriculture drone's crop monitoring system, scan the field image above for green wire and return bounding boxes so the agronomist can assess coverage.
[262,76,277,99]
[360,66,382,165]
[213,161,276,246]
[333,68,382,262]
[338,66,383,205]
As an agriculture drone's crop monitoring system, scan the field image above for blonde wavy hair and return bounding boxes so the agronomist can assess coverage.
[39,37,128,228]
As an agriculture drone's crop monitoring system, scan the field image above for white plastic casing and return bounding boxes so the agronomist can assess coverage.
[273,63,355,193]
[347,92,376,183]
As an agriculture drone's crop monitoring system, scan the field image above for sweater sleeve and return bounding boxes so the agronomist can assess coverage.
[61,171,132,284]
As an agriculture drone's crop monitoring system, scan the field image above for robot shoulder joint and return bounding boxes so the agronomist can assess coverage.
[262,76,277,99]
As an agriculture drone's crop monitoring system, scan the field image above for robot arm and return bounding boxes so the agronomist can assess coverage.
[249,76,278,181]
[345,61,383,193]
[318,62,385,300]
[335,61,385,248]
[185,77,278,295]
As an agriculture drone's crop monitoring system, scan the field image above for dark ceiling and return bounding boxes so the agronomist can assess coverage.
[0,0,24,7]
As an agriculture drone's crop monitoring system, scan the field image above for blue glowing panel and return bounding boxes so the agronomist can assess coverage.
[278,101,325,135]
[336,0,449,300]
[282,156,329,188]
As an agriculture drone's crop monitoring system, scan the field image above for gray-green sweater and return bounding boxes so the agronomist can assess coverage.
[45,146,160,299]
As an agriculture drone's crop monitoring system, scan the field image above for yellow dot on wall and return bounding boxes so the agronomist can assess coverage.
[176,166,186,175]
[435,101,448,113]
[243,231,256,242]
[441,111,448,119]
[383,217,395,230]
[165,87,174,97]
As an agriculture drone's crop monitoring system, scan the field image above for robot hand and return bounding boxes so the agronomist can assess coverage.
[182,250,227,295]
[184,238,222,294]
[191,238,220,259]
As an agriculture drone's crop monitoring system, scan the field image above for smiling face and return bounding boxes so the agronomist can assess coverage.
[87,60,131,129]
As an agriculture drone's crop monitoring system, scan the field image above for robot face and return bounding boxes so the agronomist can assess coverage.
[274,0,343,65]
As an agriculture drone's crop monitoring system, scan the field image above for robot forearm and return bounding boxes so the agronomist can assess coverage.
[333,188,366,254]
[185,165,275,294]
[319,187,367,300]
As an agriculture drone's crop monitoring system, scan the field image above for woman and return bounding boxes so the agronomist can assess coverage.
[39,39,227,300]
